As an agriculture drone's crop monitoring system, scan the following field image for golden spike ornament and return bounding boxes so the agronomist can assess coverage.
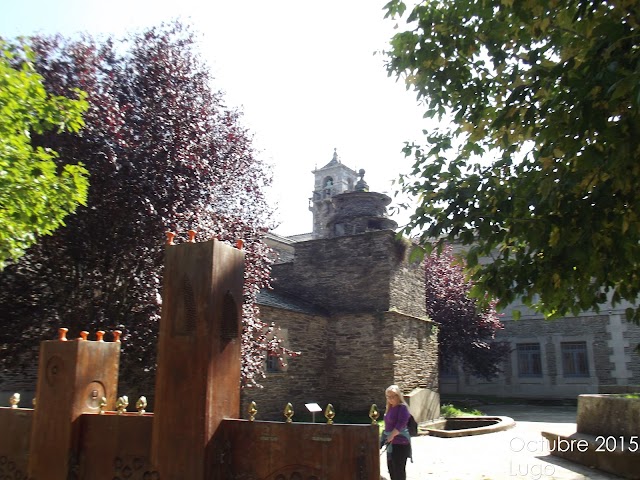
[324,404,335,425]
[99,397,107,415]
[136,396,147,415]
[284,402,294,423]
[116,395,129,415]
[369,404,380,424]
[248,401,257,421]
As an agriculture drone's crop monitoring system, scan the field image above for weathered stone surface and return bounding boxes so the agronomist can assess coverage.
[243,307,439,422]
[442,313,640,398]
[577,394,640,438]
[326,191,397,238]
[272,230,421,315]
[245,229,438,421]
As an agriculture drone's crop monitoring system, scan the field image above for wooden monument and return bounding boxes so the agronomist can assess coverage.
[151,236,245,479]
[28,328,121,479]
[0,234,380,480]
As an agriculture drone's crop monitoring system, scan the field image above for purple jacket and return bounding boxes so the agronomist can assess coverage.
[384,404,411,445]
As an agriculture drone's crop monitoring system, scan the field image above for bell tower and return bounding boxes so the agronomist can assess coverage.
[309,149,358,239]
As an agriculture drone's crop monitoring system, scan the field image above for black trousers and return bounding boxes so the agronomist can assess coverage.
[387,443,410,480]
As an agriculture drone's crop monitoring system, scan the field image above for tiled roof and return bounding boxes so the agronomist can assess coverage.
[285,232,314,242]
[256,289,328,316]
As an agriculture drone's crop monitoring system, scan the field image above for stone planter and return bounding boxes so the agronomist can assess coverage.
[577,394,640,438]
[542,393,640,479]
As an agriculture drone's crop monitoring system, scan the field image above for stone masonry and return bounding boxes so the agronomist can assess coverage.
[441,313,640,398]
[246,228,438,421]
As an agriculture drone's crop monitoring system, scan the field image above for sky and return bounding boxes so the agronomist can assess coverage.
[1,0,434,236]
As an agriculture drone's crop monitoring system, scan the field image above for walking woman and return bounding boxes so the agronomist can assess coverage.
[382,384,412,480]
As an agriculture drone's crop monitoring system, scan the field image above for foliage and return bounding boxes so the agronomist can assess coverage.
[440,403,483,417]
[0,23,291,387]
[0,42,88,269]
[384,0,640,322]
[615,393,640,399]
[425,245,510,379]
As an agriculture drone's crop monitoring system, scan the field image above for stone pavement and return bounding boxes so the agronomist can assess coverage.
[380,404,623,480]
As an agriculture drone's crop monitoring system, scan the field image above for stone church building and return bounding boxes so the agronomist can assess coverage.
[244,150,440,421]
[249,149,640,416]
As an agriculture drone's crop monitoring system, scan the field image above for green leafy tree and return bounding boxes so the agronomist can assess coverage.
[385,0,640,322]
[0,42,88,269]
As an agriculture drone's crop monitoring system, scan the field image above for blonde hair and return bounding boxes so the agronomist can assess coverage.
[385,384,408,412]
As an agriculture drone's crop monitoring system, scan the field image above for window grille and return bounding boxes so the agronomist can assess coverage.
[561,341,589,377]
[517,343,542,377]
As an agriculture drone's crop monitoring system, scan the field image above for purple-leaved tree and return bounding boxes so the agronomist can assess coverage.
[0,22,292,390]
[425,244,510,380]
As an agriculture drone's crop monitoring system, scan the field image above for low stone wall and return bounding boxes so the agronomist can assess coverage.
[577,393,640,438]
[542,394,640,479]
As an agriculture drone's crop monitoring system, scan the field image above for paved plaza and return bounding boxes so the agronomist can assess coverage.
[380,404,623,480]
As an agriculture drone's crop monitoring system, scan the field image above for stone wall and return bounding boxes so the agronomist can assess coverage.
[389,239,427,320]
[618,316,640,391]
[241,305,329,421]
[272,230,406,314]
[243,309,397,420]
[325,313,396,413]
[242,306,439,421]
[442,313,640,398]
[331,192,391,221]
[501,315,612,391]
[388,311,438,392]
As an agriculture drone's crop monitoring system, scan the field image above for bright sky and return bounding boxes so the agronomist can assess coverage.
[1,0,433,236]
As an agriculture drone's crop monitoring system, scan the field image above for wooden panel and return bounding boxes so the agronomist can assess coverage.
[0,407,32,478]
[28,339,120,479]
[152,239,245,480]
[77,413,155,480]
[212,419,380,480]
